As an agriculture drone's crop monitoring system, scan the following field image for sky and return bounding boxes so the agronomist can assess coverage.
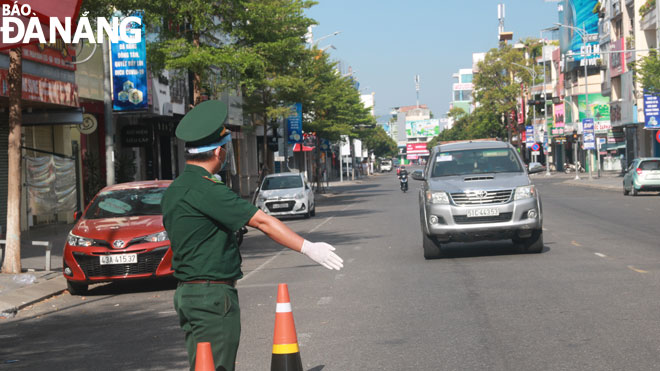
[306,0,562,122]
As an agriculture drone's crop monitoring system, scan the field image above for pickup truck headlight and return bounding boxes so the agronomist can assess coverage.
[67,232,94,247]
[425,191,450,204]
[514,185,536,200]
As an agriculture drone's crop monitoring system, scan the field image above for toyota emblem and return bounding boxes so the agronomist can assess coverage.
[113,240,126,249]
[477,190,488,199]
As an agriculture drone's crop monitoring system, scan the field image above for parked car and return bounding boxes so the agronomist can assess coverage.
[380,159,393,172]
[63,180,174,295]
[256,172,315,218]
[623,158,660,196]
[415,141,543,259]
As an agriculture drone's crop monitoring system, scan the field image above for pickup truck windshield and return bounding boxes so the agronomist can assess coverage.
[431,148,523,177]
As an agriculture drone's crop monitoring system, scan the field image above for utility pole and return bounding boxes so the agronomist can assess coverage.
[415,74,420,108]
[102,36,115,186]
[2,48,22,274]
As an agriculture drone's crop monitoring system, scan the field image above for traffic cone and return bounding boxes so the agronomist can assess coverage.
[195,342,215,371]
[271,283,303,371]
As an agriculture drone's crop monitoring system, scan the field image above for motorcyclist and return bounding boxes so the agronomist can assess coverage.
[398,166,409,191]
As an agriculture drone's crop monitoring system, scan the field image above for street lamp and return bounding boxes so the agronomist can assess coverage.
[512,62,538,163]
[541,25,560,177]
[312,31,341,46]
[555,23,591,180]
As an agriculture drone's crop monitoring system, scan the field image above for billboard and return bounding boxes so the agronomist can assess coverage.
[406,119,440,138]
[560,0,600,68]
[406,143,430,155]
[644,94,660,129]
[111,12,147,111]
[577,93,610,123]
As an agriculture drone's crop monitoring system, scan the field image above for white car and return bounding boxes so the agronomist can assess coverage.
[380,159,393,172]
[256,172,315,218]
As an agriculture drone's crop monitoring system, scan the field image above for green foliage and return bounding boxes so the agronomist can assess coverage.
[640,0,656,16]
[636,50,660,95]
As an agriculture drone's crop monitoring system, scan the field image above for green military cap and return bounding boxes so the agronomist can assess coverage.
[176,100,231,153]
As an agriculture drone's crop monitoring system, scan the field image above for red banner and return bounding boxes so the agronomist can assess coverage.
[0,69,78,106]
[406,142,430,155]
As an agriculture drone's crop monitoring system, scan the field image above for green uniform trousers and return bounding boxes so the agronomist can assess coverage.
[174,282,241,371]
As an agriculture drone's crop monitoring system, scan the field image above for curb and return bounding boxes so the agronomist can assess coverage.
[0,275,66,316]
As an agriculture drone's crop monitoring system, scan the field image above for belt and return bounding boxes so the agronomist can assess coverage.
[179,280,236,287]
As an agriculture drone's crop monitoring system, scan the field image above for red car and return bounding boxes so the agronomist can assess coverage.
[63,180,173,295]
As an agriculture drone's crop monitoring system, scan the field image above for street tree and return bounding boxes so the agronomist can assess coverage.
[637,50,660,95]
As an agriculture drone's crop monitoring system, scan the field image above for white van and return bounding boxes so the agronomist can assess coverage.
[380,159,393,172]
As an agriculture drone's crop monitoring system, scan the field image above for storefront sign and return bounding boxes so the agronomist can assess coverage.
[111,12,148,111]
[644,94,660,129]
[583,118,595,150]
[286,102,302,144]
[121,124,151,147]
[79,113,98,134]
[0,69,78,106]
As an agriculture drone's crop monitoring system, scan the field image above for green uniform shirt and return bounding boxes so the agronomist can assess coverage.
[161,164,258,281]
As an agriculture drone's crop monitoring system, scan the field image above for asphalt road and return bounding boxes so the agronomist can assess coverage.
[2,170,660,370]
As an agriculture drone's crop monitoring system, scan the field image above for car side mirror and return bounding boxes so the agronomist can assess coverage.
[411,171,425,180]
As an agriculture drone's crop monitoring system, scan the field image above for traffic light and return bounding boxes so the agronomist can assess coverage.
[572,130,578,141]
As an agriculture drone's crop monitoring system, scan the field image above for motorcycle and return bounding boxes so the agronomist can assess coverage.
[399,173,409,192]
[563,161,585,174]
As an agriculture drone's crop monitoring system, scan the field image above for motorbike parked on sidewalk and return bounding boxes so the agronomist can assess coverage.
[564,161,585,174]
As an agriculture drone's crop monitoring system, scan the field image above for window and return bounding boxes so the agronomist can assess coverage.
[431,148,523,177]
[261,175,303,190]
[85,187,166,219]
[460,74,473,83]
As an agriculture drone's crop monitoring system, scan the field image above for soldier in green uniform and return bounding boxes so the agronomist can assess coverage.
[161,100,343,371]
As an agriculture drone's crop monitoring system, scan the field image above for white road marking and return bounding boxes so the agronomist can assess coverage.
[595,253,607,258]
[158,310,177,315]
[354,246,362,250]
[335,274,344,280]
[347,258,355,263]
[317,296,332,305]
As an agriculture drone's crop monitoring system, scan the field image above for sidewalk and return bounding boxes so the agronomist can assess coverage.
[0,223,72,318]
[532,170,623,191]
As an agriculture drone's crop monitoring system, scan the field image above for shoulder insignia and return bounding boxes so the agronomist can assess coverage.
[203,175,224,184]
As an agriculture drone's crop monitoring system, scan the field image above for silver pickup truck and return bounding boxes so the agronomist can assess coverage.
[414,140,543,259]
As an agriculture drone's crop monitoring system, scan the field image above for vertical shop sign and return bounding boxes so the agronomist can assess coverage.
[287,103,303,144]
[583,118,595,150]
[111,12,148,111]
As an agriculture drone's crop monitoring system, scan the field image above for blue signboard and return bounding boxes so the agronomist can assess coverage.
[644,94,660,129]
[111,12,148,111]
[287,103,303,144]
[583,118,595,150]
[525,126,534,146]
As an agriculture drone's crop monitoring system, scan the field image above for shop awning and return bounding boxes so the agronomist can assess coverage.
[293,143,315,152]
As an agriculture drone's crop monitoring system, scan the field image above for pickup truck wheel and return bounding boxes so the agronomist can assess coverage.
[423,233,444,259]
[517,230,543,254]
[67,280,88,296]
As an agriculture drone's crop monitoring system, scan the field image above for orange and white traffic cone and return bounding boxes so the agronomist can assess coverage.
[271,283,303,371]
[195,342,215,371]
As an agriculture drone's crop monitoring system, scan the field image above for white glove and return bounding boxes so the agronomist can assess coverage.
[301,240,344,270]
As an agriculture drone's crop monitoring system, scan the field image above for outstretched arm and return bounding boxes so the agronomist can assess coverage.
[247,210,343,270]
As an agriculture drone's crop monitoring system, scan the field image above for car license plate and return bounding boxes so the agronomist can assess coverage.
[100,254,137,265]
[467,208,500,218]
[271,203,288,209]
[647,174,660,179]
